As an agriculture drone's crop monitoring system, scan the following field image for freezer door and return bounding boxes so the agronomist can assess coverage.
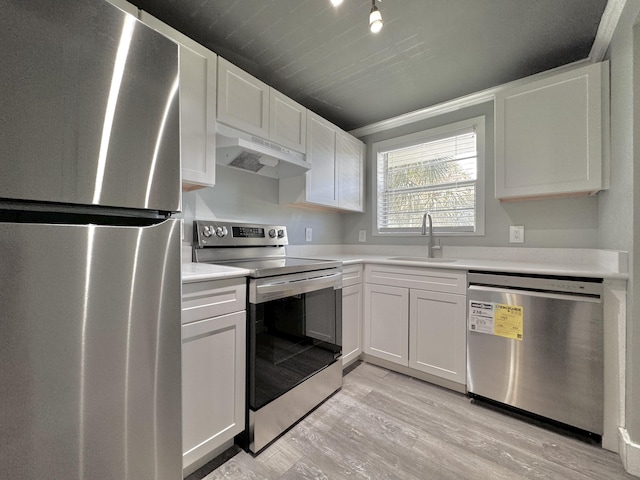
[0,219,182,480]
[0,0,180,212]
[467,286,603,434]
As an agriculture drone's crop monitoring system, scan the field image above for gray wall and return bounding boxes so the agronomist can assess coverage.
[181,165,343,245]
[344,101,600,248]
[600,0,640,447]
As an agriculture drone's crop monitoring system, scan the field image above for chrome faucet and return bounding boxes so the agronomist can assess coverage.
[421,212,434,258]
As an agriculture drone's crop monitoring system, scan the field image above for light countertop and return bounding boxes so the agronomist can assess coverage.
[182,246,628,282]
[286,245,628,280]
[304,254,627,279]
[182,262,251,283]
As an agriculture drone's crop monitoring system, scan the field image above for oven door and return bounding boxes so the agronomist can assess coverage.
[248,269,342,410]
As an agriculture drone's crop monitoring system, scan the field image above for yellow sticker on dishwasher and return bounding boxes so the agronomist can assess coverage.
[494,304,524,340]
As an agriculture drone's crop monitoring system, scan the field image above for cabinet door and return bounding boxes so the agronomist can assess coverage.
[181,311,246,471]
[409,289,466,384]
[217,57,269,138]
[306,111,338,207]
[337,132,365,212]
[495,62,606,199]
[342,283,363,366]
[269,89,306,153]
[364,284,409,366]
[139,12,217,190]
[180,45,217,189]
[182,278,246,325]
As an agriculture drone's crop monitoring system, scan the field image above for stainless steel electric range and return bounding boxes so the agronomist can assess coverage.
[193,220,343,453]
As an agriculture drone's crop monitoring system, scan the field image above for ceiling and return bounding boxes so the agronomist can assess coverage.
[129,0,609,132]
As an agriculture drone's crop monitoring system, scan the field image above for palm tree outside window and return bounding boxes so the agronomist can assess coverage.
[373,116,485,236]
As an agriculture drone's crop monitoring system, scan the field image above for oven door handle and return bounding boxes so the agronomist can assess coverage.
[251,272,342,303]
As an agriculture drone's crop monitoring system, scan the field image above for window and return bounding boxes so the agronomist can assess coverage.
[373,116,485,236]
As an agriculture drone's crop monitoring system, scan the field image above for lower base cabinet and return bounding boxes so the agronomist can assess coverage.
[364,283,409,365]
[181,278,246,476]
[342,265,364,366]
[409,289,466,383]
[363,265,467,387]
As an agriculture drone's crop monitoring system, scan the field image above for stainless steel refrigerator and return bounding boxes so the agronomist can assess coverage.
[1,1,182,478]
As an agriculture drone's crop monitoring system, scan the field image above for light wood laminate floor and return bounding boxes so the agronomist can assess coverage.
[203,362,634,479]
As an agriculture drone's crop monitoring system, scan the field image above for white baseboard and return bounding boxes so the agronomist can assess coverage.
[619,427,640,476]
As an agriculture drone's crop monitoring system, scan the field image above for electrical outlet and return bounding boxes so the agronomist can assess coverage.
[305,227,312,242]
[358,230,367,242]
[510,225,525,243]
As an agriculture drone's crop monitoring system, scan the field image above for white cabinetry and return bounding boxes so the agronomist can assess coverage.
[217,57,269,139]
[409,289,466,383]
[139,12,217,191]
[217,57,307,153]
[337,131,365,212]
[181,278,246,476]
[270,89,307,153]
[363,265,467,387]
[364,283,409,365]
[495,61,609,200]
[215,56,363,209]
[305,111,339,207]
[279,111,365,212]
[342,265,364,366]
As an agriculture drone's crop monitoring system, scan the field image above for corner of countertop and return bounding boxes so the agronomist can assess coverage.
[181,262,251,283]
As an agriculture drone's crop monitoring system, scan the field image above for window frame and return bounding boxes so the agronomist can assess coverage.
[371,116,485,237]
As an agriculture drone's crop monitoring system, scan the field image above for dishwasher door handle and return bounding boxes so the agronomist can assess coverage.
[467,285,602,304]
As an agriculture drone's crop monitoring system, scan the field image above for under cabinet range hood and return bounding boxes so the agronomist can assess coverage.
[216,123,310,179]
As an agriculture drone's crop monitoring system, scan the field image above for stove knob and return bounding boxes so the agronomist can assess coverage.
[202,225,213,237]
[268,228,277,238]
[277,229,285,238]
[215,226,228,238]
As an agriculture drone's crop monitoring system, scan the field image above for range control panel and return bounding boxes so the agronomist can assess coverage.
[194,220,287,247]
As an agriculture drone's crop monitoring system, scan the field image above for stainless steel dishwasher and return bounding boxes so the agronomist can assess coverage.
[466,271,603,435]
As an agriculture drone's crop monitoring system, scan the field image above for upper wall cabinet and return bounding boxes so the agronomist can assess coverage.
[302,111,339,207]
[495,61,609,200]
[337,130,365,212]
[217,58,307,153]
[269,89,307,153]
[217,57,269,139]
[139,12,217,191]
[279,111,365,212]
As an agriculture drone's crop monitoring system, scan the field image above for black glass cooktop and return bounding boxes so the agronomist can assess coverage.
[223,257,341,278]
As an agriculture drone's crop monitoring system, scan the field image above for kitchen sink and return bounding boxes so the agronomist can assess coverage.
[388,256,457,263]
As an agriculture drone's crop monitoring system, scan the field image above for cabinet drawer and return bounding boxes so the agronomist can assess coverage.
[365,264,466,295]
[182,278,246,325]
[342,264,363,287]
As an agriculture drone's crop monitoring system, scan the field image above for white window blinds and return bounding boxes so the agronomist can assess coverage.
[376,125,479,234]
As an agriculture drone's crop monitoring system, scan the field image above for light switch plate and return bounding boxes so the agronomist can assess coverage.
[510,225,525,243]
[305,227,312,242]
[358,230,367,242]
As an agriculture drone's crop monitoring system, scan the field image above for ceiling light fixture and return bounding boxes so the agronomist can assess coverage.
[330,0,343,6]
[369,0,383,33]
